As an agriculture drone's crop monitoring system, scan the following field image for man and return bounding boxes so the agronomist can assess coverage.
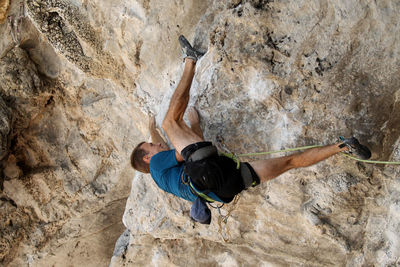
[131,35,371,224]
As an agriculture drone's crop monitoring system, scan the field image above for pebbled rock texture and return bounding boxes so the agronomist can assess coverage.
[0,0,399,266]
[0,0,146,266]
[0,0,10,23]
[113,1,400,267]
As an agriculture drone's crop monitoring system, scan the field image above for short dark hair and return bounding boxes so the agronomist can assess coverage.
[130,142,150,173]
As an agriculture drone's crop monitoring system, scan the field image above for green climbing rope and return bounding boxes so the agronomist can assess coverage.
[339,152,400,165]
[224,144,400,165]
[236,145,324,158]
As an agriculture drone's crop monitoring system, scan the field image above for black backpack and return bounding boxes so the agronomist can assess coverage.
[183,155,225,192]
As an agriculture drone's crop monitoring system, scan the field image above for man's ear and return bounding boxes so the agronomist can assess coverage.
[143,154,151,164]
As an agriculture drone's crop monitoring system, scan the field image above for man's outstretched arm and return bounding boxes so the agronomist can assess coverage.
[149,115,184,161]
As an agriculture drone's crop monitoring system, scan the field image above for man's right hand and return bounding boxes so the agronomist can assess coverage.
[149,115,157,132]
[149,115,169,151]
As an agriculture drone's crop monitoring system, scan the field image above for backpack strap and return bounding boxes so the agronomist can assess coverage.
[189,182,216,203]
[182,172,229,203]
[181,172,217,203]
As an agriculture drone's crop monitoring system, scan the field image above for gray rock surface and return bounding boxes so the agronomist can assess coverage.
[0,0,399,266]
[0,0,146,266]
[0,0,10,23]
[114,0,400,266]
[0,97,10,160]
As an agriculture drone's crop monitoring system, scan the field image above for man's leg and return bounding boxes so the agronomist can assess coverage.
[249,144,348,183]
[162,59,204,154]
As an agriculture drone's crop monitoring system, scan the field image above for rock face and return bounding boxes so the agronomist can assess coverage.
[0,0,146,266]
[0,0,399,266]
[0,0,10,23]
[112,1,400,266]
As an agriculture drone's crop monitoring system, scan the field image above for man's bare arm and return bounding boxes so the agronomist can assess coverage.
[175,150,184,162]
[150,116,184,162]
[149,116,168,148]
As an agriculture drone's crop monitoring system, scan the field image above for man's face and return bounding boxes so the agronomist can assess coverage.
[141,142,167,162]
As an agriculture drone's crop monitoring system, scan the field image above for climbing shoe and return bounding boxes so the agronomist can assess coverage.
[178,35,204,62]
[339,136,371,160]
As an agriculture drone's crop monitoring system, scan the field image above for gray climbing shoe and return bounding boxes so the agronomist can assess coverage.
[339,136,371,160]
[179,35,204,62]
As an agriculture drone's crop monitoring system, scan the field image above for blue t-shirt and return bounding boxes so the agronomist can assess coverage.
[149,150,197,202]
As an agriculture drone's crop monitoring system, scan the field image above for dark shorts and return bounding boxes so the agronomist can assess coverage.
[182,141,260,203]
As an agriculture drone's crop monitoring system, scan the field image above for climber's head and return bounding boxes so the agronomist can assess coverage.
[130,142,166,173]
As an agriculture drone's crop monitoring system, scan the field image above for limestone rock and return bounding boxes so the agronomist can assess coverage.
[0,96,10,160]
[113,0,400,266]
[0,0,10,23]
[0,0,146,265]
[0,0,399,266]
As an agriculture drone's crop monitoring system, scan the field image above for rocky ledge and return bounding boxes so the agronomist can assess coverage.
[1,0,400,266]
